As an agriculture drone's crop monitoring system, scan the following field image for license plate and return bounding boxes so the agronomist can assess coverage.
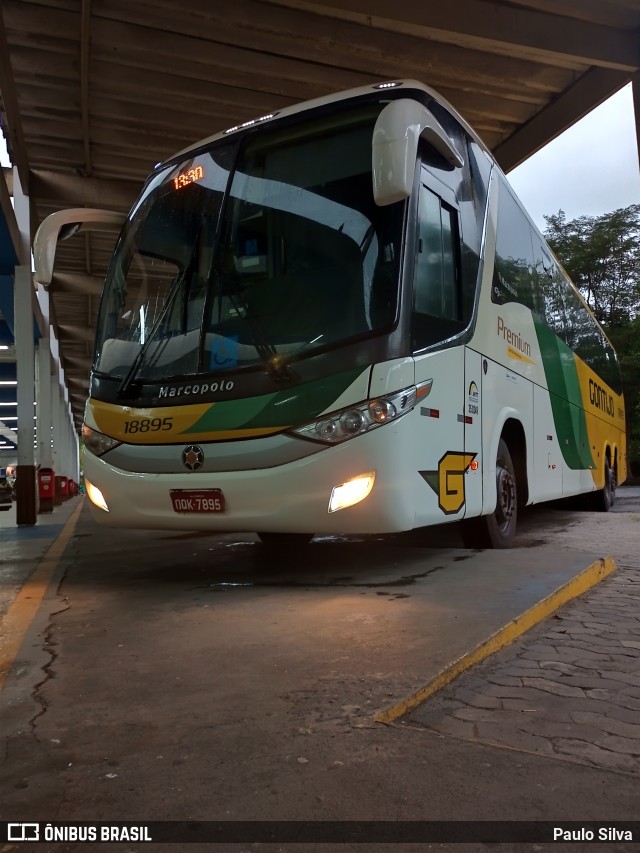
[170,489,225,513]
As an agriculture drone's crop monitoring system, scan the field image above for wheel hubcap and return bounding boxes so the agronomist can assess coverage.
[496,468,515,528]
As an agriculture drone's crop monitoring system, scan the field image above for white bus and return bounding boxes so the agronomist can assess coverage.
[35,80,627,547]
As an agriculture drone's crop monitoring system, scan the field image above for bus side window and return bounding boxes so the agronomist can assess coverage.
[412,183,463,350]
[492,178,538,313]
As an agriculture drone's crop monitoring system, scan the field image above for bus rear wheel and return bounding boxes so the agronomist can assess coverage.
[257,532,314,546]
[461,438,517,549]
[591,458,614,512]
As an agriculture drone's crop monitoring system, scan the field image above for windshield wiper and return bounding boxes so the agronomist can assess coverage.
[117,243,199,399]
[217,266,297,383]
[230,291,295,383]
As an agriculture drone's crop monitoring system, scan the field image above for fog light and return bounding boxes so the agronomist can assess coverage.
[86,479,109,512]
[328,472,375,513]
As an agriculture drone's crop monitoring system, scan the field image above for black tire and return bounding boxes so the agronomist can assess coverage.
[610,462,617,507]
[591,458,613,512]
[257,532,313,546]
[461,438,517,549]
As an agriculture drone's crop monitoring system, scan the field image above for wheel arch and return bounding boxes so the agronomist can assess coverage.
[501,417,529,507]
[482,410,529,515]
[595,441,614,491]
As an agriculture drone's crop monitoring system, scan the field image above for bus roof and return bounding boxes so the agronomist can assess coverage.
[164,79,493,166]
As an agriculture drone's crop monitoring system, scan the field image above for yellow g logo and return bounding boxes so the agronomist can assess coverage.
[420,451,476,515]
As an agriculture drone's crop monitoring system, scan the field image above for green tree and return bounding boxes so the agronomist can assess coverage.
[607,316,640,478]
[544,205,640,477]
[544,205,640,325]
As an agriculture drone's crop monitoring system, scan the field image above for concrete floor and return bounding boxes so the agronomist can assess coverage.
[1,489,639,852]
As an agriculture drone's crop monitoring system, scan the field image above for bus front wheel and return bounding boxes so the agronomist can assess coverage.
[461,438,517,549]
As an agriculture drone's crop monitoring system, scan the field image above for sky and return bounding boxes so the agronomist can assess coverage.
[1,83,638,234]
[508,83,639,232]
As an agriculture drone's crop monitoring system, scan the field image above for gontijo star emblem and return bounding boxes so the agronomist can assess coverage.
[182,444,204,471]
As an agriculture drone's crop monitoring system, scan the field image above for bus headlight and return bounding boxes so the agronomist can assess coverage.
[85,479,109,512]
[82,424,122,457]
[329,472,375,512]
[289,386,417,445]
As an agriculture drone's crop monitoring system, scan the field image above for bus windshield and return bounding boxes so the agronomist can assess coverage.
[94,104,404,386]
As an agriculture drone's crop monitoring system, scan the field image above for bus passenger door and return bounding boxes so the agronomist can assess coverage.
[463,348,483,517]
[412,166,468,523]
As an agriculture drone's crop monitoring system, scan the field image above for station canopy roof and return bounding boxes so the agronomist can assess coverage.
[0,0,639,429]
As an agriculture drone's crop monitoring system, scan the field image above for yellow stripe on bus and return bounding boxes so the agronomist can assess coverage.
[87,399,286,444]
[90,398,212,441]
[574,358,627,488]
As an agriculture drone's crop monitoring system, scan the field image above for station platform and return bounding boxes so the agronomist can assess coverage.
[0,496,81,621]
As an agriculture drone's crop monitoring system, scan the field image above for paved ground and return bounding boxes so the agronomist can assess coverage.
[0,488,639,852]
[406,565,640,770]
[406,486,640,775]
[0,500,79,620]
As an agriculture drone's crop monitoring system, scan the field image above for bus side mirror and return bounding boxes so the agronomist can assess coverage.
[33,208,127,286]
[372,99,464,206]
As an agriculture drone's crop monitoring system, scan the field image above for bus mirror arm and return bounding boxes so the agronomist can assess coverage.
[372,99,464,206]
[33,208,127,286]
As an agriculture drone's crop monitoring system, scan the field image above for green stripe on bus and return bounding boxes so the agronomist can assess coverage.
[183,367,367,434]
[533,317,594,470]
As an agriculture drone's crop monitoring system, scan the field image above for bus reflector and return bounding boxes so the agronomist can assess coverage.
[328,472,375,513]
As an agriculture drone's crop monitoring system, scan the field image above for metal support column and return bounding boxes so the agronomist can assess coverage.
[12,167,37,524]
[51,384,63,505]
[36,337,55,510]
[36,339,53,468]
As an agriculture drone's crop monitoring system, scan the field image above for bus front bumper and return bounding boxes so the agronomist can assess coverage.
[82,421,421,535]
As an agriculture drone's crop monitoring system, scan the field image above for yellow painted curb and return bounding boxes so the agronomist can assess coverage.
[374,555,616,725]
[0,500,84,691]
